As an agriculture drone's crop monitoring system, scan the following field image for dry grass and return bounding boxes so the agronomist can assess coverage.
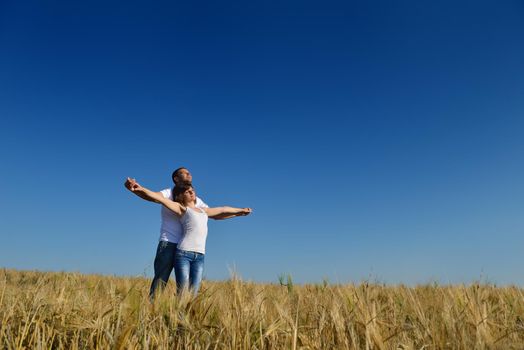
[1,269,524,349]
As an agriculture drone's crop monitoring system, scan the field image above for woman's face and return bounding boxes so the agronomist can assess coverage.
[181,187,196,204]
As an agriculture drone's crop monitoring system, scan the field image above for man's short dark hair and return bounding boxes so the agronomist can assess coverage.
[171,167,187,183]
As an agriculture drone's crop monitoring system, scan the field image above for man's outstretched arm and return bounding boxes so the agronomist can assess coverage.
[210,213,242,220]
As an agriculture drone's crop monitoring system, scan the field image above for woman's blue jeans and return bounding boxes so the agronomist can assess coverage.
[174,249,205,295]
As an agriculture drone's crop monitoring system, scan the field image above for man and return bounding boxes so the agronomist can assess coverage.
[125,167,209,299]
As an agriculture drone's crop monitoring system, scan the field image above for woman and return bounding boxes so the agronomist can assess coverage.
[128,180,251,294]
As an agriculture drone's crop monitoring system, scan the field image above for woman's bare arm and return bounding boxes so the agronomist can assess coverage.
[126,178,185,216]
[204,207,252,219]
[124,177,163,202]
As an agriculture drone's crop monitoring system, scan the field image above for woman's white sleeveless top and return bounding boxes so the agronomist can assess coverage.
[178,207,209,254]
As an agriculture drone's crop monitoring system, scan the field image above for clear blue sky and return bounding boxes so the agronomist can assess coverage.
[1,0,523,285]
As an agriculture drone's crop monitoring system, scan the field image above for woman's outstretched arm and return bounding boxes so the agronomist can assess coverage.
[124,177,163,203]
[204,206,252,219]
[125,177,185,216]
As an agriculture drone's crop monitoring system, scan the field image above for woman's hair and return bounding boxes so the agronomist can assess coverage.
[172,183,194,205]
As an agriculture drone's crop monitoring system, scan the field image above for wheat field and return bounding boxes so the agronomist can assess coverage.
[1,269,523,349]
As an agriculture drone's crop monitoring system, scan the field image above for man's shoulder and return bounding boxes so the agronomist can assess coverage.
[160,188,171,198]
[196,196,208,208]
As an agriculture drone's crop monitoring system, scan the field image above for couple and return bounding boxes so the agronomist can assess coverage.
[125,167,251,297]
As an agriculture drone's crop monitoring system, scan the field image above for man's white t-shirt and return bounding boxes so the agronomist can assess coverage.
[159,188,208,244]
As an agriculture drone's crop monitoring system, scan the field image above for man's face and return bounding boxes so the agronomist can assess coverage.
[174,168,192,184]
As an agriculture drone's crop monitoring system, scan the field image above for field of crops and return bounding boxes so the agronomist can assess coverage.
[1,269,523,349]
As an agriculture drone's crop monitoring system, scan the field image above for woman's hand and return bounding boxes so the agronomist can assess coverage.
[125,177,143,192]
[238,208,252,216]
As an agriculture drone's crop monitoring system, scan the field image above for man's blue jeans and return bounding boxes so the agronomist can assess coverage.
[149,241,177,299]
[174,249,205,295]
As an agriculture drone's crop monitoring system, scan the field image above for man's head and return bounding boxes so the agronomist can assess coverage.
[172,167,192,186]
